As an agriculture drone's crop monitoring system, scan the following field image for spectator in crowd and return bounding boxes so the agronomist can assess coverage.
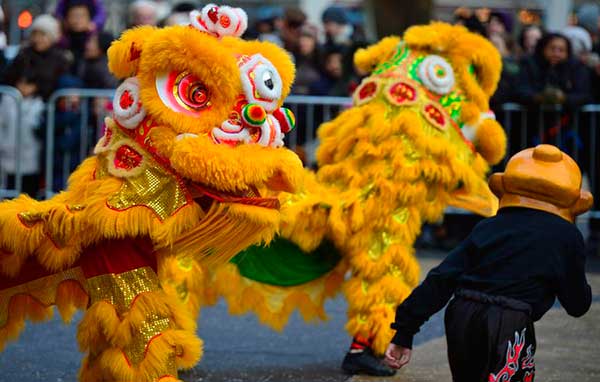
[577,3,600,48]
[52,74,85,191]
[562,25,593,58]
[162,2,197,27]
[0,70,45,197]
[571,7,600,103]
[454,9,486,36]
[129,0,160,28]
[280,7,307,55]
[291,24,320,95]
[250,6,284,46]
[2,14,69,100]
[321,6,352,54]
[485,10,519,108]
[487,10,514,37]
[519,25,543,56]
[488,32,520,108]
[82,31,117,89]
[58,0,100,76]
[55,0,106,32]
[516,33,591,108]
[310,47,345,96]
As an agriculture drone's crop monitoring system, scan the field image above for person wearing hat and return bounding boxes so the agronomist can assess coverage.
[1,14,69,100]
[322,6,352,54]
[487,10,514,37]
[384,144,593,381]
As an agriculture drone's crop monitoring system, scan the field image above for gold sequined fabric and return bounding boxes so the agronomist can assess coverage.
[0,267,86,327]
[86,267,176,371]
[86,266,161,315]
[124,314,171,365]
[96,124,190,221]
[107,163,190,221]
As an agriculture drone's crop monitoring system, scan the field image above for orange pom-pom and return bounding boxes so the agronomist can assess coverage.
[475,118,506,165]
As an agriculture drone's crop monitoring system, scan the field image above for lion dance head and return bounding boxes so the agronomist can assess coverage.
[95,4,305,262]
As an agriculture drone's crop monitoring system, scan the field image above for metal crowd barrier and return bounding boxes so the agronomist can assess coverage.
[284,95,352,149]
[0,87,597,218]
[0,85,24,198]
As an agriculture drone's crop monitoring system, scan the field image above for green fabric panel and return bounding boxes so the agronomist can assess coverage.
[230,237,342,286]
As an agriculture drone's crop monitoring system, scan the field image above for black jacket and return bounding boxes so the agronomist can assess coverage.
[391,207,591,348]
[515,56,592,108]
[1,46,69,100]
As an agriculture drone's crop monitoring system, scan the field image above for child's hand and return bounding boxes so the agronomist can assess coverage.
[384,343,411,369]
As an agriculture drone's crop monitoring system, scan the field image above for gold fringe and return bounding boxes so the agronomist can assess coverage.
[55,280,89,323]
[77,289,202,382]
[0,269,88,350]
[161,202,280,268]
[158,255,211,319]
[0,293,54,351]
[204,261,347,331]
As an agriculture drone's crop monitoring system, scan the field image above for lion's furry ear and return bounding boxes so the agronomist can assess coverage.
[108,26,156,79]
[353,36,401,74]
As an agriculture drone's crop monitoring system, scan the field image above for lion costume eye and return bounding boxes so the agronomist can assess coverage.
[418,55,455,95]
[239,54,282,112]
[156,71,212,116]
[178,73,210,110]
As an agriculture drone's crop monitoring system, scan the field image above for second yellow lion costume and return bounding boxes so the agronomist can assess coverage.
[198,22,507,367]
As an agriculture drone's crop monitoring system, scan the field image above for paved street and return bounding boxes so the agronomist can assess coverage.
[1,251,599,382]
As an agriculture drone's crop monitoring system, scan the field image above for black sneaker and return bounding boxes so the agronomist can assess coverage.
[341,347,397,377]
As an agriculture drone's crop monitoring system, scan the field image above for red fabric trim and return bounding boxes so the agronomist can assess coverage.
[1,238,156,291]
[78,237,157,278]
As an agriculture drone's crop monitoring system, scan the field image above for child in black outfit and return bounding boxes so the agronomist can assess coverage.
[385,144,594,382]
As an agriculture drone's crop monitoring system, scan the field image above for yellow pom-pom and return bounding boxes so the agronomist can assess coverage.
[475,118,506,165]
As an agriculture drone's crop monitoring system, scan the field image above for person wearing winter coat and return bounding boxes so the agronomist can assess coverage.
[0,73,45,197]
[1,14,69,100]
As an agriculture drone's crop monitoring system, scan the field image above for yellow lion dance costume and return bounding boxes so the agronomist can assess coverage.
[195,22,507,375]
[0,5,304,382]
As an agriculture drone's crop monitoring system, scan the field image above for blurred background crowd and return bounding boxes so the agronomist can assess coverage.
[0,0,599,254]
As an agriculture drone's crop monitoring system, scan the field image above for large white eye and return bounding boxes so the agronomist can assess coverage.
[239,54,282,112]
[155,71,211,117]
[418,55,455,95]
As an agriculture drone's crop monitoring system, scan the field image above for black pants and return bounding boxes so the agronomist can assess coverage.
[445,290,536,382]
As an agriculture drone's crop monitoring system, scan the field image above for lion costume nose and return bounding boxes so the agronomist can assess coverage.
[241,104,295,134]
[236,104,295,147]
